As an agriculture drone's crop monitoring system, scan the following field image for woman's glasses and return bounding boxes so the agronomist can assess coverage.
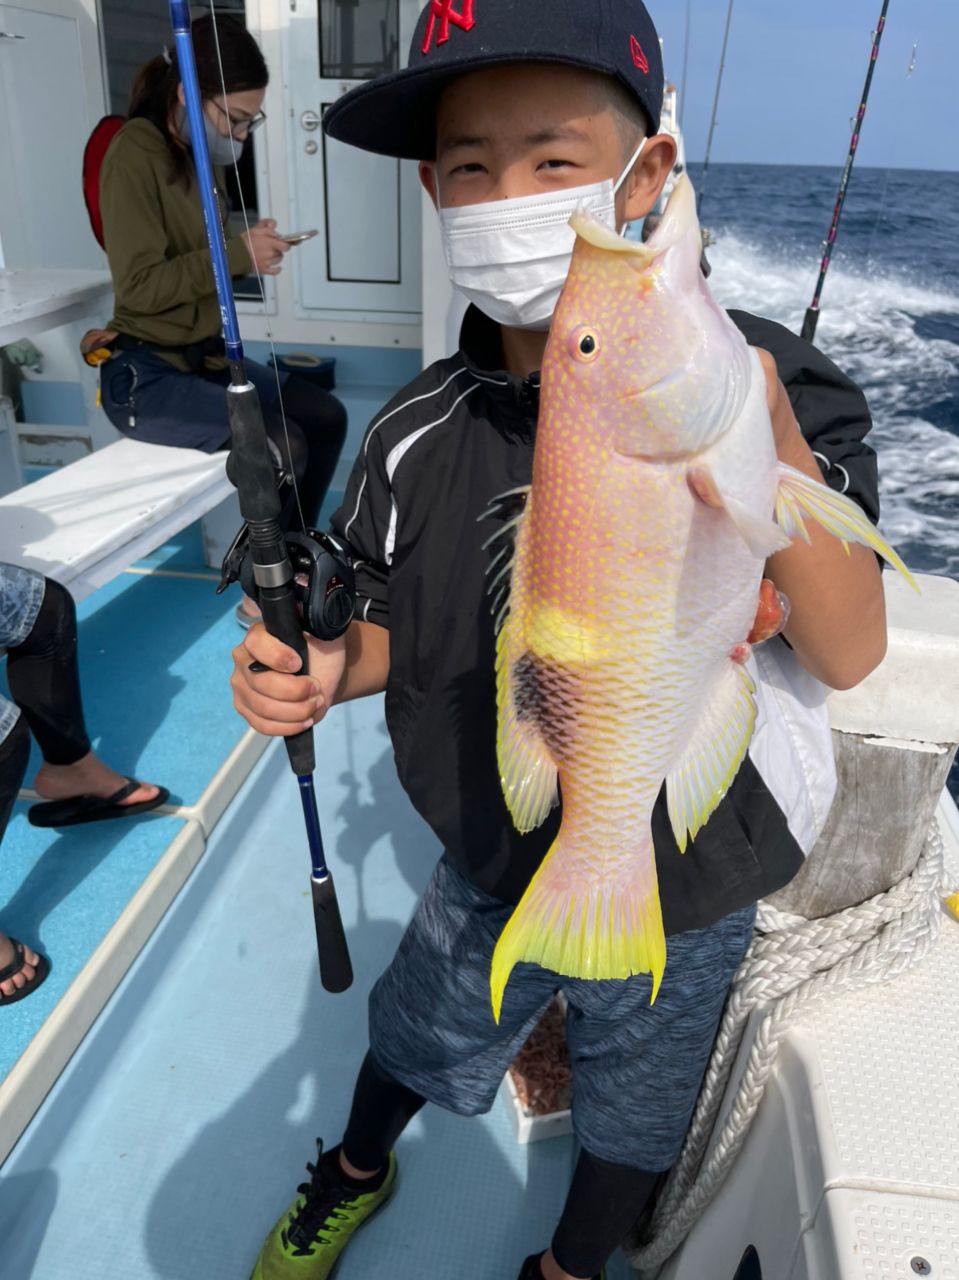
[209,98,266,140]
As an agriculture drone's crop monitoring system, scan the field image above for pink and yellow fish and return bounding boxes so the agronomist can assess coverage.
[488,174,913,1021]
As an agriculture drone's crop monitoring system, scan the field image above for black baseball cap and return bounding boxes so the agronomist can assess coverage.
[323,0,664,161]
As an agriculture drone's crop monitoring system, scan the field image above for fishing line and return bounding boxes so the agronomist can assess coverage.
[863,166,891,272]
[679,0,691,134]
[864,42,915,269]
[208,1,307,535]
[698,0,734,222]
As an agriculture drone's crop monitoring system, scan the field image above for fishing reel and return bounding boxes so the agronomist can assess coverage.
[217,523,356,641]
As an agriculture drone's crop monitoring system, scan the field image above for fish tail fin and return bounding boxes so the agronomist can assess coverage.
[776,463,918,591]
[490,834,666,1023]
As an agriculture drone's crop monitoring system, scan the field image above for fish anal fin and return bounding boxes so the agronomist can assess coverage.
[776,463,918,591]
[490,836,666,1022]
[688,463,791,558]
[666,661,757,852]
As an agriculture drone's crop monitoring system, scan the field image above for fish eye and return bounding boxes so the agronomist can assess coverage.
[570,327,600,363]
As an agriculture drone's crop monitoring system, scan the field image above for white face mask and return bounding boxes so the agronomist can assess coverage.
[177,104,244,167]
[439,138,646,332]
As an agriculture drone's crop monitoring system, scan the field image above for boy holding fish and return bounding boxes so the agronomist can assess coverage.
[231,3,899,1278]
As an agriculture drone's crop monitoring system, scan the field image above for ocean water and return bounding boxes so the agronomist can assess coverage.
[678,163,959,797]
[680,162,959,580]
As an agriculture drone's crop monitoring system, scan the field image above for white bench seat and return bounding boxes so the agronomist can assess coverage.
[0,438,233,601]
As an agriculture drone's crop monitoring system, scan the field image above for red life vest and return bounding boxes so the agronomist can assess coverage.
[82,115,125,250]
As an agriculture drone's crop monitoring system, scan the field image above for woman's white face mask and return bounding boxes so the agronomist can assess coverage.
[438,138,646,332]
[177,104,244,167]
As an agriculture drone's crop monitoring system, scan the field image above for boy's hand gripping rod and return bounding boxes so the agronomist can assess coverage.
[169,0,352,993]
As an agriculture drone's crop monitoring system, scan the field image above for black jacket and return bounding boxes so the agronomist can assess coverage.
[330,306,880,933]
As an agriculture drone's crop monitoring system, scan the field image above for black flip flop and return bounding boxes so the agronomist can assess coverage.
[27,778,170,829]
[0,938,51,1006]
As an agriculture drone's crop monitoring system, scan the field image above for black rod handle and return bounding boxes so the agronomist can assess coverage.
[258,584,315,777]
[311,873,354,992]
[800,307,819,345]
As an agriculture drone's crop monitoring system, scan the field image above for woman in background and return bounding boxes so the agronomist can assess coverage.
[97,16,346,623]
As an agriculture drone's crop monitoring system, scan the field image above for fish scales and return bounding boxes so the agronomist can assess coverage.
[489,175,914,1020]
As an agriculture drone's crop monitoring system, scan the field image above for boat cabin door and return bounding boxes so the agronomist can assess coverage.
[0,0,105,269]
[284,0,422,322]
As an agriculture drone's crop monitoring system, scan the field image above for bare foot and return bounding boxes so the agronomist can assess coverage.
[32,752,160,808]
[0,933,40,999]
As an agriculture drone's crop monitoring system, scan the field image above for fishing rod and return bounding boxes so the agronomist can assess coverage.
[800,0,891,345]
[698,0,734,222]
[168,0,352,993]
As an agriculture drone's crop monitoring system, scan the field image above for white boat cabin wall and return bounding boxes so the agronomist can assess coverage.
[0,0,106,274]
[0,0,426,354]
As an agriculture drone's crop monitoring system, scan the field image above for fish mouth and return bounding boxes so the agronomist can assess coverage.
[570,175,696,264]
[619,367,687,402]
[570,212,657,265]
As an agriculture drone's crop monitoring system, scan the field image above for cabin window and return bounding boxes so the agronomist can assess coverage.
[99,0,264,301]
[319,0,400,81]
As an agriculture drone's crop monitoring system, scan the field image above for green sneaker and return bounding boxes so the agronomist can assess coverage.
[250,1141,397,1279]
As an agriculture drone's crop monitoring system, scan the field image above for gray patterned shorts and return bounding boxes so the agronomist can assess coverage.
[369,855,755,1171]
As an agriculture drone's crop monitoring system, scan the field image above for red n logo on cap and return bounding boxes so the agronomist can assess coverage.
[422,0,476,55]
[630,35,650,74]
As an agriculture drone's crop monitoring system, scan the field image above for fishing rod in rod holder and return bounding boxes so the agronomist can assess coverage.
[800,0,891,345]
[168,0,353,994]
[697,0,735,225]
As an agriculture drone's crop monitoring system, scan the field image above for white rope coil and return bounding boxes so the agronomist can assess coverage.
[626,820,945,1276]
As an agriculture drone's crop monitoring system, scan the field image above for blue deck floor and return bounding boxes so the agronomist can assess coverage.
[0,511,636,1280]
[0,524,254,1078]
[0,805,188,1079]
[0,696,603,1279]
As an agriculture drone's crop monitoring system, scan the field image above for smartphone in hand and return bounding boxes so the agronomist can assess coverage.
[279,230,319,245]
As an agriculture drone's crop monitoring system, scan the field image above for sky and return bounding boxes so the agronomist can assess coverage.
[651,0,958,171]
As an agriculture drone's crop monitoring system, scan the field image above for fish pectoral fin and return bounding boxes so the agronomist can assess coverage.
[496,629,559,834]
[776,463,918,590]
[489,835,666,1023]
[688,463,792,559]
[666,660,757,852]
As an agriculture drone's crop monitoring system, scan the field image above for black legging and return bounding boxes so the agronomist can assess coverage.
[0,717,30,848]
[340,1050,660,1278]
[5,579,91,768]
[243,376,347,532]
[0,578,90,846]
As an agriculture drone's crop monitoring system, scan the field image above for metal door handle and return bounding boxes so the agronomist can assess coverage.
[0,32,26,39]
[300,110,322,131]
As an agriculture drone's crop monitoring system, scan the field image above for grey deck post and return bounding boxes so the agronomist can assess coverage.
[766,572,959,919]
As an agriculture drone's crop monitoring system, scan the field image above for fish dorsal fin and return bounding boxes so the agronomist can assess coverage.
[482,488,559,833]
[665,660,757,852]
[480,486,532,633]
